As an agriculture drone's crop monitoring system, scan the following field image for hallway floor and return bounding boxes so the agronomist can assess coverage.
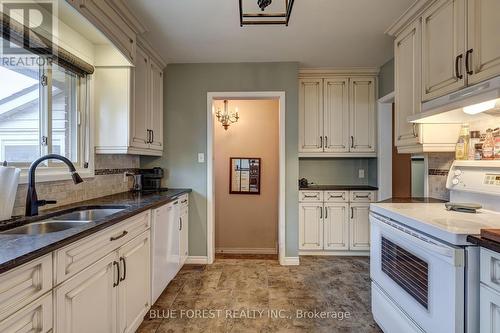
[137,256,381,332]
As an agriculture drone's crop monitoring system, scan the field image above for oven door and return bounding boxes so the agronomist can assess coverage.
[370,213,465,333]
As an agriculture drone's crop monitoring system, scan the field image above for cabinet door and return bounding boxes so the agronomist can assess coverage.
[131,47,150,149]
[422,0,466,101]
[149,61,164,152]
[349,77,376,153]
[480,284,500,333]
[299,203,323,250]
[323,78,350,153]
[0,293,52,333]
[299,79,323,153]
[167,201,181,282]
[179,204,189,266]
[55,252,118,333]
[467,0,500,84]
[395,19,422,147]
[349,204,371,251]
[323,203,349,250]
[118,231,151,333]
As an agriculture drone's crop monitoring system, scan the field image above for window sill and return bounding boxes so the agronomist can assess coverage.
[18,167,95,185]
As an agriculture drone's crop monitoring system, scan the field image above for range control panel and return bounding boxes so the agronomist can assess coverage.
[484,174,500,186]
[447,161,500,196]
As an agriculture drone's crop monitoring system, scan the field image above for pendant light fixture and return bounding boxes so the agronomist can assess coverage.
[216,100,239,130]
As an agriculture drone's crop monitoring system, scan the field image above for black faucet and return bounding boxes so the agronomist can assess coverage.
[25,154,84,217]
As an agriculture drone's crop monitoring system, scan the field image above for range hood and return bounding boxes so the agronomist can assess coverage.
[409,76,500,124]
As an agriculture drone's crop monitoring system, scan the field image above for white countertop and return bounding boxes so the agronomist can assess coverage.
[370,202,500,245]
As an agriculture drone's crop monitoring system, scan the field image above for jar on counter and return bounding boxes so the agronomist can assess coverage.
[483,129,495,160]
[469,130,481,160]
[475,143,483,160]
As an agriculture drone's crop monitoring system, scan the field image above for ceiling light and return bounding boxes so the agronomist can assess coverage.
[463,100,497,115]
[216,100,239,130]
[239,0,295,26]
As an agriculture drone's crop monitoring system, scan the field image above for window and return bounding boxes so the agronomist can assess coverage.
[0,53,89,170]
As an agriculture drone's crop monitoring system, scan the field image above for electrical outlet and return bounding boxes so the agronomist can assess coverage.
[358,169,365,179]
[123,172,129,182]
[198,153,205,163]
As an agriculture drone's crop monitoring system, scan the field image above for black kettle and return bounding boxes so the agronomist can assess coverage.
[298,178,309,188]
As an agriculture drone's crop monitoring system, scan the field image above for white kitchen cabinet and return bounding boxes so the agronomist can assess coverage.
[480,284,500,333]
[349,203,371,251]
[324,78,350,153]
[299,78,323,153]
[299,71,377,157]
[349,77,376,153]
[95,41,165,156]
[118,231,151,333]
[323,203,349,250]
[299,203,323,250]
[179,196,189,266]
[0,293,52,333]
[55,251,118,333]
[395,19,422,149]
[467,0,500,85]
[421,0,466,101]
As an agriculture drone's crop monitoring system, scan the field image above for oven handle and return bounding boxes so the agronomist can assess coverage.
[371,214,464,266]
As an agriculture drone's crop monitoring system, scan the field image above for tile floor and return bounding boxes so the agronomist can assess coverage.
[137,256,381,333]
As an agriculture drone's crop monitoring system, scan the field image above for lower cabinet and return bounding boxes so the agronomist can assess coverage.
[299,190,375,254]
[179,197,189,266]
[55,231,151,333]
[0,293,52,333]
[480,284,500,333]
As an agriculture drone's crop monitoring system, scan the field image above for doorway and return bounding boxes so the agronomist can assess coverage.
[206,92,286,265]
[213,99,279,258]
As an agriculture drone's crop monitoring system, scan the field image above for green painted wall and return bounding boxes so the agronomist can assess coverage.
[141,62,299,257]
[378,58,394,98]
[299,158,377,186]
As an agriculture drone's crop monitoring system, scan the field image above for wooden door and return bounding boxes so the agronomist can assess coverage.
[179,203,189,266]
[299,203,323,250]
[395,19,422,148]
[421,0,466,101]
[149,60,164,151]
[349,77,376,153]
[323,203,349,250]
[118,231,151,333]
[55,252,118,333]
[131,47,150,149]
[323,78,350,153]
[299,78,323,153]
[467,0,500,84]
[349,204,371,251]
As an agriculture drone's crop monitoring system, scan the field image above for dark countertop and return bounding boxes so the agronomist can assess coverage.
[0,189,191,274]
[377,197,447,203]
[468,235,500,253]
[299,185,379,191]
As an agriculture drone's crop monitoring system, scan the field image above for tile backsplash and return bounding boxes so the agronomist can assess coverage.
[12,154,139,216]
[427,153,454,200]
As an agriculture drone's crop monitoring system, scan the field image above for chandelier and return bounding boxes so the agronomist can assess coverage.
[216,100,239,130]
[239,0,295,26]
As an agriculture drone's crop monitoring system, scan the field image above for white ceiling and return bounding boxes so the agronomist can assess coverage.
[125,0,415,68]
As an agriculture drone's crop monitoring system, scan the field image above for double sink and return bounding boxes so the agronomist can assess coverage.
[1,206,128,235]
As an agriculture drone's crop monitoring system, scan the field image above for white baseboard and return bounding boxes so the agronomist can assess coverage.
[280,256,300,266]
[216,247,277,254]
[185,256,209,264]
[299,250,370,256]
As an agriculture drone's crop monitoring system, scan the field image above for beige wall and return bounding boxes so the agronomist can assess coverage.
[214,100,279,253]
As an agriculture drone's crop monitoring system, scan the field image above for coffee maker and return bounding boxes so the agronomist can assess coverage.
[127,167,168,192]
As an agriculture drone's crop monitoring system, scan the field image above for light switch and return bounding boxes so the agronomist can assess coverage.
[358,169,365,179]
[198,153,205,163]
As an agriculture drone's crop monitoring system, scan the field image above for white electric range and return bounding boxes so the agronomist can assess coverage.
[369,161,500,333]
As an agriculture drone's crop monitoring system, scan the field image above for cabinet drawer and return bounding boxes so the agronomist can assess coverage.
[0,254,52,321]
[179,194,189,207]
[55,211,150,284]
[299,191,323,202]
[350,191,376,203]
[324,191,348,202]
[481,248,500,293]
[0,292,52,333]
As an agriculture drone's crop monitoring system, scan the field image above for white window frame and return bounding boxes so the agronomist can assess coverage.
[10,64,95,184]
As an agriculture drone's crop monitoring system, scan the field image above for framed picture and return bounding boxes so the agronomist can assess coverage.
[229,157,261,194]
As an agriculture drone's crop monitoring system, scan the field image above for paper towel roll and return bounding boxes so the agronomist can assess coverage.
[0,166,21,221]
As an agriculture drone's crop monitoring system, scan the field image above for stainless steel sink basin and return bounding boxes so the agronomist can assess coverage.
[1,221,88,235]
[52,208,125,222]
[1,206,127,235]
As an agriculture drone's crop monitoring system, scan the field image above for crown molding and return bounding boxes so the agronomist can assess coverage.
[137,36,167,68]
[299,67,379,78]
[385,0,435,36]
[107,0,148,35]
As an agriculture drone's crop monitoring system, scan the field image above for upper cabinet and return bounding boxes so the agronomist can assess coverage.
[299,70,377,158]
[94,39,165,156]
